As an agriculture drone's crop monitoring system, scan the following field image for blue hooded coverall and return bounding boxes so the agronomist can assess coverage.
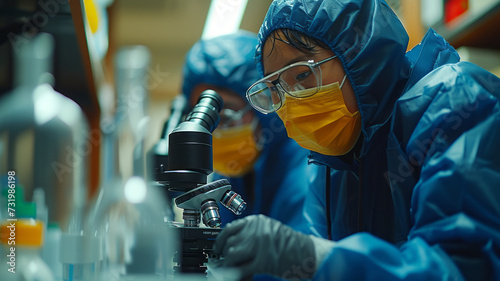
[255,0,500,280]
[182,31,311,232]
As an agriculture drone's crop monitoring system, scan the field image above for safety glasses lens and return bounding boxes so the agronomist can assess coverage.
[279,65,319,97]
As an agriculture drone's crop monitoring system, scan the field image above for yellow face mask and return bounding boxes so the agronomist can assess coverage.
[276,80,362,156]
[212,119,262,177]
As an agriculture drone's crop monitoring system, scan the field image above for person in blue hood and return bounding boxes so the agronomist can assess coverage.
[213,0,500,280]
[181,31,310,232]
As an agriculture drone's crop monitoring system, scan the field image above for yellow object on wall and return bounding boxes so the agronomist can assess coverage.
[84,0,99,34]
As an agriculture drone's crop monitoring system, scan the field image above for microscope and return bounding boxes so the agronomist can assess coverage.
[153,90,247,274]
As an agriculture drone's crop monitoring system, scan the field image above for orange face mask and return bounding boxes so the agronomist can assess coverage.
[276,80,361,156]
[212,119,262,177]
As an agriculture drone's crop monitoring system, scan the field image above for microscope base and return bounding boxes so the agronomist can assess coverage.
[172,226,221,275]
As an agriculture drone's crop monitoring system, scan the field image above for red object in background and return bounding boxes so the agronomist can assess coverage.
[444,0,469,24]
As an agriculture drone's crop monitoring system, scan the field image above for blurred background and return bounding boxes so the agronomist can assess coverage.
[1,0,500,212]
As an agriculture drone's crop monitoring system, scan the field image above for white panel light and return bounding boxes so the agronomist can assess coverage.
[202,0,249,39]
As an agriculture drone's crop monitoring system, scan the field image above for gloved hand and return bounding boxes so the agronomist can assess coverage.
[214,215,322,279]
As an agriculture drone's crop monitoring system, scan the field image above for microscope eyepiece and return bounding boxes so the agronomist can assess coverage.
[185,89,223,132]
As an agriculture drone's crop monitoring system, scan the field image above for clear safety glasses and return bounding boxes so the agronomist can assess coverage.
[246,55,337,114]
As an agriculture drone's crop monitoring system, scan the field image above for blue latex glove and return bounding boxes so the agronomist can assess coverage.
[214,215,319,279]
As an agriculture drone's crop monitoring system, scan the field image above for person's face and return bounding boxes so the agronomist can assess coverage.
[262,31,359,113]
[190,84,255,127]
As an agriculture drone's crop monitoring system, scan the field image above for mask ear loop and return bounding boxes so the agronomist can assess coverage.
[340,74,347,89]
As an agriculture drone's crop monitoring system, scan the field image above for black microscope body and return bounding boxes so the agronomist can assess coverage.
[153,90,246,274]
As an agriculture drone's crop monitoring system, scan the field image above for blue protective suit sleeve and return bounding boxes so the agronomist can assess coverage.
[314,234,464,281]
[314,63,500,280]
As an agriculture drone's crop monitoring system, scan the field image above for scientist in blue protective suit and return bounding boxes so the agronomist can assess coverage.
[181,31,311,232]
[213,0,500,280]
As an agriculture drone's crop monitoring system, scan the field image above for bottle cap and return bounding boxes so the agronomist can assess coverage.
[0,218,43,247]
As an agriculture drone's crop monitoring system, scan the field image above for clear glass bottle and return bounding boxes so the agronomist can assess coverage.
[85,176,178,281]
[0,33,89,235]
[0,32,90,280]
[83,44,179,280]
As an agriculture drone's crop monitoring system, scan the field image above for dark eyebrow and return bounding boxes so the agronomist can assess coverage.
[263,54,311,76]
